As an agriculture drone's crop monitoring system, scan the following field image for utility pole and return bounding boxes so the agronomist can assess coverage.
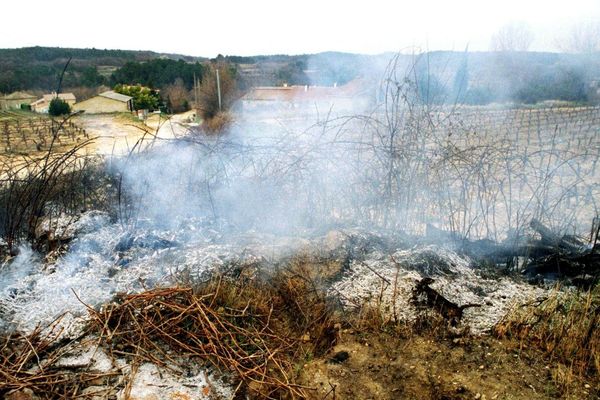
[193,72,198,111]
[216,68,222,112]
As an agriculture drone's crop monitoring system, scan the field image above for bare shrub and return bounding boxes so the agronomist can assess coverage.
[163,78,191,114]
[0,116,115,254]
[203,111,232,133]
[86,264,336,399]
[197,63,237,132]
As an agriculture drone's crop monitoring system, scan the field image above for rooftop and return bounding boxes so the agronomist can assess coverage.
[241,79,369,102]
[98,90,133,103]
[42,93,77,101]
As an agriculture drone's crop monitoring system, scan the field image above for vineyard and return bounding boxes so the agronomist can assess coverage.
[0,110,89,160]
[242,102,600,242]
[424,106,600,240]
[447,106,600,151]
[0,111,100,251]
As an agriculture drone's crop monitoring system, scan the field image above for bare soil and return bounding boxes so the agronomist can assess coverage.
[299,330,597,400]
[75,112,189,156]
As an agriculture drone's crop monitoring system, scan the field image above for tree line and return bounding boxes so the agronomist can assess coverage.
[2,47,599,109]
[0,47,205,94]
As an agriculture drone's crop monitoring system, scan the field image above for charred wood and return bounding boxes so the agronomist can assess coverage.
[424,220,599,287]
[412,277,481,326]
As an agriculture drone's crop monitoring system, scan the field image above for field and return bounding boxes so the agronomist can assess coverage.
[430,106,600,239]
[238,102,600,243]
[0,110,91,160]
[0,110,189,164]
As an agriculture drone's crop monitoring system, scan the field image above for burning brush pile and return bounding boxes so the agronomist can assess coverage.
[1,60,600,398]
[0,217,598,399]
[0,263,339,399]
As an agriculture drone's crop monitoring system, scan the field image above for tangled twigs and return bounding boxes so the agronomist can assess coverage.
[1,266,337,399]
[494,288,600,378]
[88,276,333,399]
[0,314,114,399]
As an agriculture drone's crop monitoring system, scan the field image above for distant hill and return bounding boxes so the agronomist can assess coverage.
[403,50,600,104]
[0,46,206,93]
[1,46,599,106]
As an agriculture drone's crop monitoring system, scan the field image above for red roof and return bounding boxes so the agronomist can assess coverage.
[242,79,368,102]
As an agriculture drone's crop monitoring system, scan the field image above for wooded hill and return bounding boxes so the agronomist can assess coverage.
[0,47,206,93]
[2,46,600,106]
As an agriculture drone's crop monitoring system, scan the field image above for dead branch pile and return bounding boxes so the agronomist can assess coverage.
[427,218,600,287]
[0,316,119,399]
[0,263,338,399]
[86,270,337,399]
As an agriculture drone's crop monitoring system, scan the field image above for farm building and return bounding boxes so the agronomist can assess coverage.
[72,91,133,114]
[0,91,37,110]
[31,93,77,113]
[240,79,372,114]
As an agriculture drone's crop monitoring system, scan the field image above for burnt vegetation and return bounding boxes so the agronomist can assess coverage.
[0,51,599,399]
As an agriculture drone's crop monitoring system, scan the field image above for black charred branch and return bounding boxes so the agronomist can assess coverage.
[426,219,600,287]
[412,277,480,326]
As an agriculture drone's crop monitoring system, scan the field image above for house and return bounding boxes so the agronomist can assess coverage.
[0,91,37,110]
[72,91,133,114]
[240,79,372,114]
[31,93,77,113]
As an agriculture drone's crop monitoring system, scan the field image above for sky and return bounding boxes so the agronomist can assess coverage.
[1,0,599,57]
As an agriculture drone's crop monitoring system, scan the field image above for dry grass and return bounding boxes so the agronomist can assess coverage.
[494,287,600,381]
[202,111,233,133]
[88,264,337,399]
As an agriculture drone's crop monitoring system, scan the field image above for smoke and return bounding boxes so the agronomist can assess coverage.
[0,245,38,293]
[0,52,599,333]
[113,51,600,240]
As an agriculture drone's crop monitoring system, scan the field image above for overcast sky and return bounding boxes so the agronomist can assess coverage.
[1,0,599,57]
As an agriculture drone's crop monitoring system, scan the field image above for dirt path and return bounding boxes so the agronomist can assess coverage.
[75,111,193,156]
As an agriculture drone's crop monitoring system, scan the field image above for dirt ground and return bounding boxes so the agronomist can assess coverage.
[75,111,193,156]
[0,111,194,165]
[299,330,597,400]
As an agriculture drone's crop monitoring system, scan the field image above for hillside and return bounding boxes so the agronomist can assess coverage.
[2,46,600,106]
[0,46,206,93]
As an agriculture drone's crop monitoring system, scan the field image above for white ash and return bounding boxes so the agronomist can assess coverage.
[34,210,111,242]
[0,213,314,334]
[118,362,233,400]
[1,219,547,338]
[54,344,113,373]
[331,245,547,334]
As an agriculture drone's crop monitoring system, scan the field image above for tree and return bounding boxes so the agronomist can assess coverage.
[557,20,600,54]
[276,60,309,86]
[48,98,71,116]
[114,84,160,111]
[514,66,588,104]
[110,59,205,90]
[81,66,105,87]
[490,22,534,52]
[163,78,191,114]
[197,63,237,126]
[452,49,469,102]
